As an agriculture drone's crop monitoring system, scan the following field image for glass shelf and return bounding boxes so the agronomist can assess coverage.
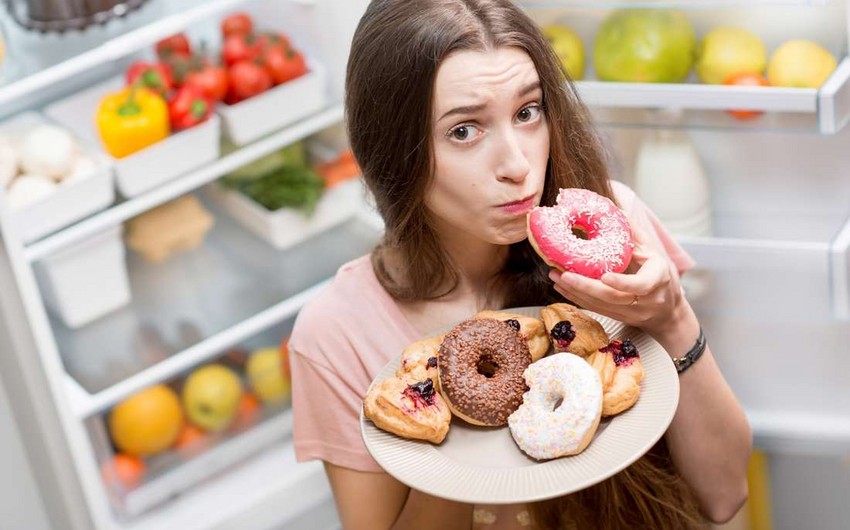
[519,1,833,7]
[51,204,380,397]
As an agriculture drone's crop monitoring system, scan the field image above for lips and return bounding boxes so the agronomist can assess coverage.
[499,194,536,214]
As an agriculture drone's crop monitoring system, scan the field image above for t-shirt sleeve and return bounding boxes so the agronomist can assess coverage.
[612,180,696,276]
[290,348,383,473]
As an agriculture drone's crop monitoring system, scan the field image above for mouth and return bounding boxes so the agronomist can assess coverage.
[498,194,536,215]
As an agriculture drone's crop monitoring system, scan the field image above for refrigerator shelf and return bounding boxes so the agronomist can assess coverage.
[106,408,295,519]
[0,0,253,109]
[23,103,346,263]
[118,439,330,530]
[54,209,381,419]
[749,410,850,456]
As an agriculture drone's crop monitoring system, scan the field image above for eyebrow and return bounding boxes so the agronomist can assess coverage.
[437,80,542,123]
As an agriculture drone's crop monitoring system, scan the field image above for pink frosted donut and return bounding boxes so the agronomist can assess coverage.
[527,188,634,279]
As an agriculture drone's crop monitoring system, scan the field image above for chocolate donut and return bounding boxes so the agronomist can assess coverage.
[438,319,532,427]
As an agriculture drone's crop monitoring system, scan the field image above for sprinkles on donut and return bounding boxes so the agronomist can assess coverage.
[527,188,634,279]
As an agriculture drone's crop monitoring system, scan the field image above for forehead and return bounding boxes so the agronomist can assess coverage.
[433,47,540,113]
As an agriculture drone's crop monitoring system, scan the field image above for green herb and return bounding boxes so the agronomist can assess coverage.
[237,165,325,214]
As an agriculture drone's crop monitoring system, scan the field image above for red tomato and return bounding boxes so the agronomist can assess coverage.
[221,12,254,38]
[253,31,291,54]
[227,61,272,103]
[262,47,307,85]
[125,61,174,97]
[168,86,214,130]
[155,33,192,59]
[222,34,259,67]
[184,64,229,102]
[724,72,769,120]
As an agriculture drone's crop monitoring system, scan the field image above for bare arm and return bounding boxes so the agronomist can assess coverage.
[549,241,752,524]
[324,462,474,530]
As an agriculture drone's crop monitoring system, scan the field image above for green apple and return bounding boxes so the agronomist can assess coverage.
[696,27,766,85]
[543,24,585,80]
[247,348,291,405]
[768,39,837,88]
[182,364,242,432]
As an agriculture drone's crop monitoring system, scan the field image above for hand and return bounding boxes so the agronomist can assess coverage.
[548,228,691,339]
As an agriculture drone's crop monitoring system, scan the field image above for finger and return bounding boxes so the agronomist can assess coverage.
[551,270,634,305]
[601,255,669,295]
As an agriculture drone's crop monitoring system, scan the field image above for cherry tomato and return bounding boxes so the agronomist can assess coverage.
[226,61,272,103]
[155,33,192,59]
[253,31,291,54]
[125,61,173,97]
[222,34,259,67]
[262,47,307,85]
[221,12,253,38]
[724,72,769,120]
[168,86,213,130]
[184,64,229,102]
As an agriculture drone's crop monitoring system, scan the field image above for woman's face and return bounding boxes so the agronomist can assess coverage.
[426,46,550,247]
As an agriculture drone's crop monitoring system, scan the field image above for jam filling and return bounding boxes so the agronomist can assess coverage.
[505,319,521,332]
[403,378,436,407]
[600,339,640,366]
[550,320,576,349]
[427,356,438,368]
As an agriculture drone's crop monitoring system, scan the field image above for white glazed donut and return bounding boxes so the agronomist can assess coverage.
[527,188,634,279]
[508,352,603,460]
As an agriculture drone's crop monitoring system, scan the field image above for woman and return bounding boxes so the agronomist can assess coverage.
[289,1,752,528]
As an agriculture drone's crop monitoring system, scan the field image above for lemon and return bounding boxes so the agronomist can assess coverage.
[767,40,837,88]
[109,385,184,457]
[696,27,766,85]
[543,24,585,80]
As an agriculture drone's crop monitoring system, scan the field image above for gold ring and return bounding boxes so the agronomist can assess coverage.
[630,295,639,306]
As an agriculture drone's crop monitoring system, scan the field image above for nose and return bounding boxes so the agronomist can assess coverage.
[494,128,530,184]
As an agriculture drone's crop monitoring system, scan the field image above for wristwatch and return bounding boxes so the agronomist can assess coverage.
[673,328,706,374]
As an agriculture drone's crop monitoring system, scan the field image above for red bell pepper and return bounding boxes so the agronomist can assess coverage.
[167,86,213,131]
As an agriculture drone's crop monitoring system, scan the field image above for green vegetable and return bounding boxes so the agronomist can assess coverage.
[223,141,308,183]
[233,165,325,214]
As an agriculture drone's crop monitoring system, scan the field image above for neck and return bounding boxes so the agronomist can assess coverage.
[437,221,509,301]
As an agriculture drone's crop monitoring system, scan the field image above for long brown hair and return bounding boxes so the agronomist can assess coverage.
[346,1,706,528]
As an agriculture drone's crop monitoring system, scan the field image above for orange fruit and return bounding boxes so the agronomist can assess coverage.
[109,385,184,456]
[102,453,146,489]
[173,423,206,449]
[724,72,769,120]
[231,392,262,432]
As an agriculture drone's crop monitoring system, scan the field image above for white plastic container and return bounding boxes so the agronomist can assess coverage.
[43,76,220,198]
[216,60,328,146]
[34,225,131,329]
[0,111,115,244]
[207,177,364,250]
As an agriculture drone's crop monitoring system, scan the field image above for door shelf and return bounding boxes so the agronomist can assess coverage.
[576,57,850,135]
[520,1,832,6]
[54,209,381,419]
[678,211,850,321]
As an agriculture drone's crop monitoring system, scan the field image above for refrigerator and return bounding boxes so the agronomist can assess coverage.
[0,1,848,529]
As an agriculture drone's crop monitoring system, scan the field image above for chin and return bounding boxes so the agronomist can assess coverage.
[491,222,529,246]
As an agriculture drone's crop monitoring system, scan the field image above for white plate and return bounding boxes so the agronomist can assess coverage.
[360,306,680,504]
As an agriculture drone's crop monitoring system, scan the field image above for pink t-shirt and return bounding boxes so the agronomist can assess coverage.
[289,181,694,528]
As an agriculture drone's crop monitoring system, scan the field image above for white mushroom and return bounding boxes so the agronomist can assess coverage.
[63,154,98,183]
[6,174,56,210]
[20,125,76,180]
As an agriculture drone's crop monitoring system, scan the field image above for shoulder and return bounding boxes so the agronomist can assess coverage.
[289,255,380,364]
[610,179,639,213]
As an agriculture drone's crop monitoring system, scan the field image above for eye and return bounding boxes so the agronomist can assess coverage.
[447,124,482,143]
[516,104,542,123]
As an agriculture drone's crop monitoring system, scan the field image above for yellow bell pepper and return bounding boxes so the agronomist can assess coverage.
[96,86,169,159]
